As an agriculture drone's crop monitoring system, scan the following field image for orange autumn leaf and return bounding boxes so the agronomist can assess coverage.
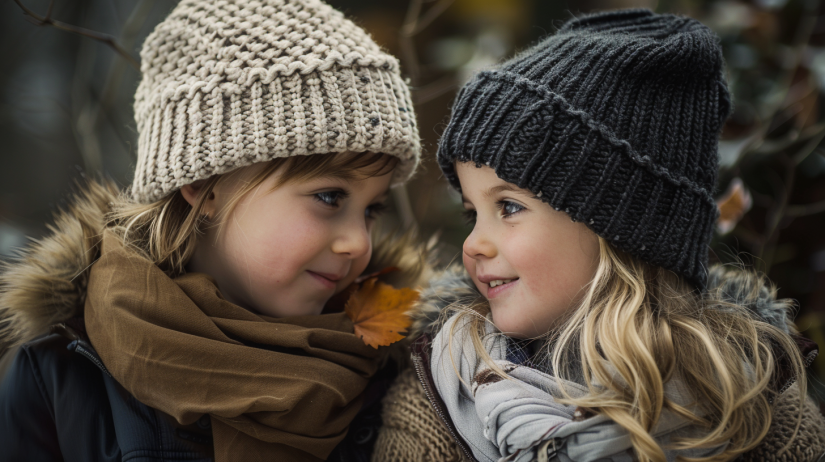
[716,178,752,235]
[345,277,418,349]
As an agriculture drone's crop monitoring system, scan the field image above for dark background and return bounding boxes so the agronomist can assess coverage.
[3,0,825,401]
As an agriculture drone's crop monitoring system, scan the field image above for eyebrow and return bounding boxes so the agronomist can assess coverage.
[483,184,520,199]
[461,183,522,204]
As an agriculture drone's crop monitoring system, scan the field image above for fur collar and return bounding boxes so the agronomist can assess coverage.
[410,264,796,339]
[0,181,116,354]
[0,181,434,355]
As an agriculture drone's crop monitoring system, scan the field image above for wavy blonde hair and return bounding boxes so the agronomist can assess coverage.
[451,238,805,461]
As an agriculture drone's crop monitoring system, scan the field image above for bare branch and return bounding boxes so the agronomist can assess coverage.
[732,7,819,168]
[44,0,54,21]
[13,0,140,70]
[756,157,796,271]
[393,0,458,230]
[399,0,424,85]
[410,0,456,36]
[401,0,424,36]
[95,0,157,159]
[400,0,455,86]
[786,199,825,217]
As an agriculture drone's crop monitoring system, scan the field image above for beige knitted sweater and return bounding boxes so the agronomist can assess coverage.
[373,368,825,462]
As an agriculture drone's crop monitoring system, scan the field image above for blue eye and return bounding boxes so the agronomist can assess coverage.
[315,191,346,207]
[498,200,525,217]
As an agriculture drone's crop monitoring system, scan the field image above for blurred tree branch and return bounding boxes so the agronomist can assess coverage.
[403,0,455,36]
[68,0,153,175]
[728,3,820,169]
[786,198,825,217]
[757,157,795,270]
[400,0,457,95]
[392,0,459,230]
[746,104,825,269]
[13,0,140,70]
[718,0,825,273]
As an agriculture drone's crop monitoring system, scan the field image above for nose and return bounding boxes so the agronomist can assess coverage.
[331,217,371,260]
[463,225,496,260]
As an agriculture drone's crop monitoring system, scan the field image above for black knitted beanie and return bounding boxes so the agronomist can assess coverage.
[437,9,732,291]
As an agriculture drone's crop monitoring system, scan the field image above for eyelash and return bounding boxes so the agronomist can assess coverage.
[314,190,388,219]
[315,190,348,207]
[498,200,525,217]
[463,200,525,225]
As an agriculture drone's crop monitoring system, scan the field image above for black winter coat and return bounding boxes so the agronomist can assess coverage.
[0,318,390,462]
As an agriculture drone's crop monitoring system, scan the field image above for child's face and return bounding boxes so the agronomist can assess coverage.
[456,163,600,338]
[192,162,393,318]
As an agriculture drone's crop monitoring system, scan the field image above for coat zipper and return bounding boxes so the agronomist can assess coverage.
[411,339,478,462]
[73,343,113,378]
[52,320,113,379]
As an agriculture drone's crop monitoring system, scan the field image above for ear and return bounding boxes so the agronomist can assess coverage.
[180,181,205,207]
[180,180,216,218]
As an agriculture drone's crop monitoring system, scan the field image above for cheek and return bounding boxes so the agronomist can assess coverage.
[492,225,597,337]
[222,200,329,283]
[514,226,596,300]
[462,253,483,292]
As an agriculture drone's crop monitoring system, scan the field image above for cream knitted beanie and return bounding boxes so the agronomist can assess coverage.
[132,0,420,203]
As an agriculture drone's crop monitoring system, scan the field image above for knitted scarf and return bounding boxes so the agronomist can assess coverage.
[84,231,383,462]
[431,314,725,462]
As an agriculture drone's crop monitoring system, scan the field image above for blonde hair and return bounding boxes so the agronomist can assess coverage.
[450,238,805,461]
[106,152,398,275]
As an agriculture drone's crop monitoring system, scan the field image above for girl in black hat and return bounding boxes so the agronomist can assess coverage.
[374,9,824,462]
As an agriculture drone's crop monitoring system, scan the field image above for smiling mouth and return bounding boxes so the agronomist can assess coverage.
[307,271,340,289]
[484,278,519,298]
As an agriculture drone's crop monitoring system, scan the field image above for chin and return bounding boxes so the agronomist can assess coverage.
[490,310,528,339]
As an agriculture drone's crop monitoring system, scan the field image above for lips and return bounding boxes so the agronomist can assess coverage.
[477,274,519,299]
[307,270,343,290]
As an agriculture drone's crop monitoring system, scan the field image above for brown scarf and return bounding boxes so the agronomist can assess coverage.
[84,231,383,462]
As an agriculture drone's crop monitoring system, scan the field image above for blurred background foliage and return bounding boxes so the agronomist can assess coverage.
[3,0,825,403]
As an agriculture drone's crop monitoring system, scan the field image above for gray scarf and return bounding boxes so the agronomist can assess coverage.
[431,313,726,462]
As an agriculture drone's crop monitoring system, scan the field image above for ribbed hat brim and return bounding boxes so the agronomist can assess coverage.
[132,65,419,203]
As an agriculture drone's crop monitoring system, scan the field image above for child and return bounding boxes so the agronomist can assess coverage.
[373,9,825,462]
[0,0,423,461]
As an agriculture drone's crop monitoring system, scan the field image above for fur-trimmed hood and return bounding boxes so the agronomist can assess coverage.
[0,182,116,355]
[0,180,434,356]
[410,264,798,339]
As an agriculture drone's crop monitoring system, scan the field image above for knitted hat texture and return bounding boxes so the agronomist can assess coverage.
[132,0,420,203]
[437,9,732,290]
